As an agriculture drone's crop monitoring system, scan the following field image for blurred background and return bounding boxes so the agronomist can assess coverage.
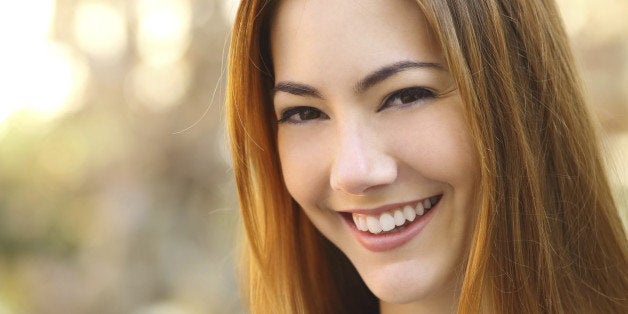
[0,0,626,313]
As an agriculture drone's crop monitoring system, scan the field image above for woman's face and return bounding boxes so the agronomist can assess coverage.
[271,0,480,310]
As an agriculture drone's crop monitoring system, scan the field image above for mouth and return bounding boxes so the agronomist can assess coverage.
[340,194,443,252]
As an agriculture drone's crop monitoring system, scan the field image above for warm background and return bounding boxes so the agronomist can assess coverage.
[0,0,626,313]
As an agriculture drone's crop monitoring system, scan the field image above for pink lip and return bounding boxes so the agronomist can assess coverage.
[341,196,441,252]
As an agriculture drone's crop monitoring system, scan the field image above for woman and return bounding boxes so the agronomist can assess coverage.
[226,0,628,313]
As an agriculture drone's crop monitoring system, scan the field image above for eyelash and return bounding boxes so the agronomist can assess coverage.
[276,106,329,124]
[378,87,436,111]
[276,87,436,124]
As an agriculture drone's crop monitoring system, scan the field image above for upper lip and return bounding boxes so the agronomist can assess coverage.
[336,194,442,216]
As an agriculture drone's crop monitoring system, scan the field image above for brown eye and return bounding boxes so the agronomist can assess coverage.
[277,106,329,124]
[380,87,435,111]
[298,108,322,120]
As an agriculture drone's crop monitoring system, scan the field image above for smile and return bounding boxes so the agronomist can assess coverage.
[352,195,442,234]
[340,194,443,252]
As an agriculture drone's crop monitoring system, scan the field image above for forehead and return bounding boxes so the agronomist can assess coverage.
[269,0,442,83]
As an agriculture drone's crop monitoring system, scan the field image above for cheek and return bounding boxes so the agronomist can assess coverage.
[392,109,478,187]
[278,129,344,244]
[277,128,331,204]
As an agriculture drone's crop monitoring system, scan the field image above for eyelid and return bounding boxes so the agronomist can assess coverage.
[276,106,328,124]
[377,86,437,112]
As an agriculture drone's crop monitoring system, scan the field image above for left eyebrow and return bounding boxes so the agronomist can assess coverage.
[353,60,445,94]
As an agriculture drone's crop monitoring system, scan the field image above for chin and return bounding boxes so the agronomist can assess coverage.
[357,258,462,305]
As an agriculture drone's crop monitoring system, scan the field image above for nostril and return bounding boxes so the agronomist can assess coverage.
[330,164,398,195]
[329,171,371,195]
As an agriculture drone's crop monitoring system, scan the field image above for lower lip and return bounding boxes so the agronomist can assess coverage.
[343,200,440,252]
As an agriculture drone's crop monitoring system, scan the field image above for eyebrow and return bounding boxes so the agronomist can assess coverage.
[354,60,444,94]
[272,60,445,99]
[273,81,322,98]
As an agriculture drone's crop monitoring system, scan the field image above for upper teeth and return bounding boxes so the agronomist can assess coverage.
[352,198,433,234]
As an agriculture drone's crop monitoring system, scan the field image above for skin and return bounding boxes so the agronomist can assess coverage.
[270,0,480,312]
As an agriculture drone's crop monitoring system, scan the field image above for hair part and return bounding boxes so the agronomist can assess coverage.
[226,0,628,312]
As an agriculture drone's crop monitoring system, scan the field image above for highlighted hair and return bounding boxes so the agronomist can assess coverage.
[226,0,628,312]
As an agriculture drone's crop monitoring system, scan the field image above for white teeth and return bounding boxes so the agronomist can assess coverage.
[423,198,432,210]
[379,213,395,232]
[351,196,440,234]
[393,209,405,226]
[360,216,369,231]
[403,205,416,222]
[356,215,368,231]
[415,202,425,216]
[366,216,383,234]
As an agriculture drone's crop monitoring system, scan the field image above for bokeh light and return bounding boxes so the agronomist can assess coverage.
[0,1,88,126]
[73,1,128,61]
[127,61,191,112]
[0,0,625,313]
[0,1,55,42]
[135,0,191,66]
[0,43,89,126]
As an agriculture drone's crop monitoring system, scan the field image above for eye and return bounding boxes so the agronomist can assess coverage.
[379,87,436,111]
[276,106,329,124]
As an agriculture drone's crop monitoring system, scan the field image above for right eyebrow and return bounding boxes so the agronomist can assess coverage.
[354,61,445,94]
[272,82,323,99]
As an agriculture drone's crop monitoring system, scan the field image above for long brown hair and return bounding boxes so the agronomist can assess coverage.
[226,0,628,313]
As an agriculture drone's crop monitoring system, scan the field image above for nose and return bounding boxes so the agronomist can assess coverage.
[330,123,397,195]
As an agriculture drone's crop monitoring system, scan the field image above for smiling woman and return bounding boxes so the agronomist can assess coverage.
[226,0,628,313]
[272,2,479,310]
